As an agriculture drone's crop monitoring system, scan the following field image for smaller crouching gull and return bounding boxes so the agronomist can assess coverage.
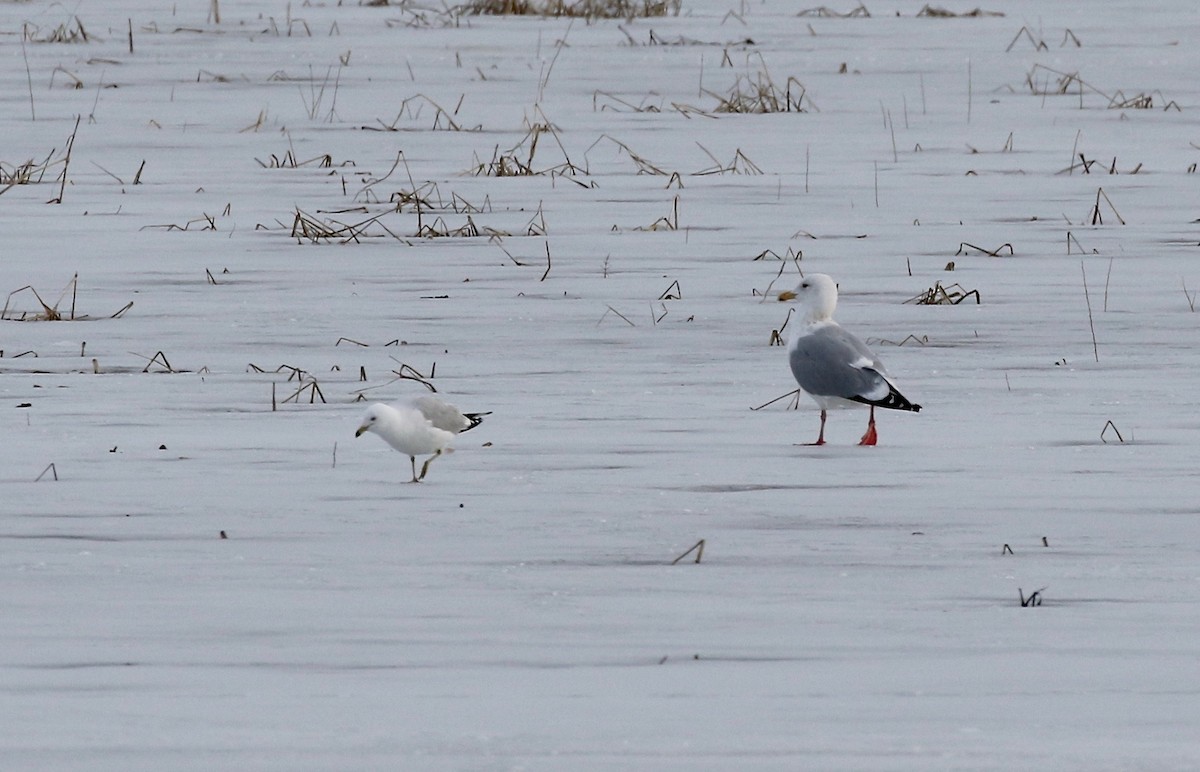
[778,274,920,446]
[355,396,490,482]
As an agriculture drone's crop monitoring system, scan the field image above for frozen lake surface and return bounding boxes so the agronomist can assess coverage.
[3,0,1199,768]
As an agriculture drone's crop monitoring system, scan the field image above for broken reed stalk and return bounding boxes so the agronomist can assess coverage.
[598,305,635,327]
[537,19,572,101]
[966,58,972,123]
[49,115,82,204]
[750,388,802,411]
[141,350,174,373]
[888,109,897,162]
[21,25,35,121]
[804,143,810,193]
[671,539,705,565]
[756,250,802,302]
[1019,587,1045,607]
[1089,187,1125,225]
[36,462,58,481]
[1100,420,1124,444]
[1103,257,1113,311]
[1080,261,1099,362]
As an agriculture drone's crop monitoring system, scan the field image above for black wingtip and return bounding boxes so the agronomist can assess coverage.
[854,386,921,413]
[461,411,492,432]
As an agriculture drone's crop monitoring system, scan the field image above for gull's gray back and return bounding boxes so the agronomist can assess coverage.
[789,325,888,400]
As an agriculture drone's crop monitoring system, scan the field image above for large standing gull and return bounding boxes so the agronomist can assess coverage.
[778,274,920,445]
[355,396,489,482]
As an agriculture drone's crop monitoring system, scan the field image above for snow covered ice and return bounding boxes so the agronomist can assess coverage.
[2,0,1200,769]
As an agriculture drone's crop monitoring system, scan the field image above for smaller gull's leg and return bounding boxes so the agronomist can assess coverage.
[858,405,878,446]
[418,449,442,481]
[408,456,421,484]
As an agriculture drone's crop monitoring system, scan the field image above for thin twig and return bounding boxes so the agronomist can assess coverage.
[1081,261,1099,362]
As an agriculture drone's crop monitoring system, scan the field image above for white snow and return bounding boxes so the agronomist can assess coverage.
[3,0,1200,768]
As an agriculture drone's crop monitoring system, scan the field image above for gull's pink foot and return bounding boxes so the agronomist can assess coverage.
[858,407,878,446]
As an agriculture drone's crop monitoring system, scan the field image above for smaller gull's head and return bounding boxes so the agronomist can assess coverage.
[355,404,386,437]
[778,273,838,321]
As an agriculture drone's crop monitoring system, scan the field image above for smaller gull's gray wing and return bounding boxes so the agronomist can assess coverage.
[410,395,490,433]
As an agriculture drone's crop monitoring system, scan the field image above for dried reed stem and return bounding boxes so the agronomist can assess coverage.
[1081,261,1099,362]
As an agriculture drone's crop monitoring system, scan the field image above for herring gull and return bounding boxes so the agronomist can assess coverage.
[778,274,920,446]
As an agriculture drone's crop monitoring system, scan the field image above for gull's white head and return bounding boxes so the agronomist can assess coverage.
[778,273,838,322]
[355,404,387,437]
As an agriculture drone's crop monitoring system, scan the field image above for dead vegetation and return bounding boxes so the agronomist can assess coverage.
[707,70,815,114]
[363,94,481,132]
[24,16,90,44]
[254,148,338,169]
[2,274,132,322]
[1022,64,1179,110]
[956,242,1013,257]
[456,0,681,18]
[1006,26,1080,52]
[915,5,1002,17]
[288,208,407,244]
[904,282,980,305]
[469,118,586,180]
[1059,153,1143,175]
[797,4,869,17]
[140,213,220,232]
[0,117,81,202]
[1085,187,1125,225]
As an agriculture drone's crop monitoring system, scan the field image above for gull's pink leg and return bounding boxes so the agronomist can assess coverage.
[810,409,827,446]
[858,405,878,446]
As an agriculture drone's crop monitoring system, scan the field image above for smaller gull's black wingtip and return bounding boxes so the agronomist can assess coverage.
[461,411,492,432]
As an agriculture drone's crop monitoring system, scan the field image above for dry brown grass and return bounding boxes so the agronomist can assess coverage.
[25,16,90,44]
[904,282,980,305]
[457,0,680,18]
[707,69,815,114]
[1,273,130,322]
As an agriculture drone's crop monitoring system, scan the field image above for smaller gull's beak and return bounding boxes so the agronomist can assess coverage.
[778,290,796,302]
[355,425,368,437]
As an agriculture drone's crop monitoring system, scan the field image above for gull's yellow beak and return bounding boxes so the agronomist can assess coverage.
[778,290,797,302]
[355,425,368,437]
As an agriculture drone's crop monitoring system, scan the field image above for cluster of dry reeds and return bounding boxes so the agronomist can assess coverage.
[797,4,869,17]
[1,117,81,201]
[1024,64,1178,111]
[2,274,132,322]
[915,5,1002,18]
[457,0,680,18]
[904,282,980,306]
[24,16,90,43]
[470,123,583,178]
[708,72,814,114]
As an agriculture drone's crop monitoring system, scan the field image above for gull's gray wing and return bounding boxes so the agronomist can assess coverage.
[789,324,921,411]
[789,324,891,402]
[410,395,490,433]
